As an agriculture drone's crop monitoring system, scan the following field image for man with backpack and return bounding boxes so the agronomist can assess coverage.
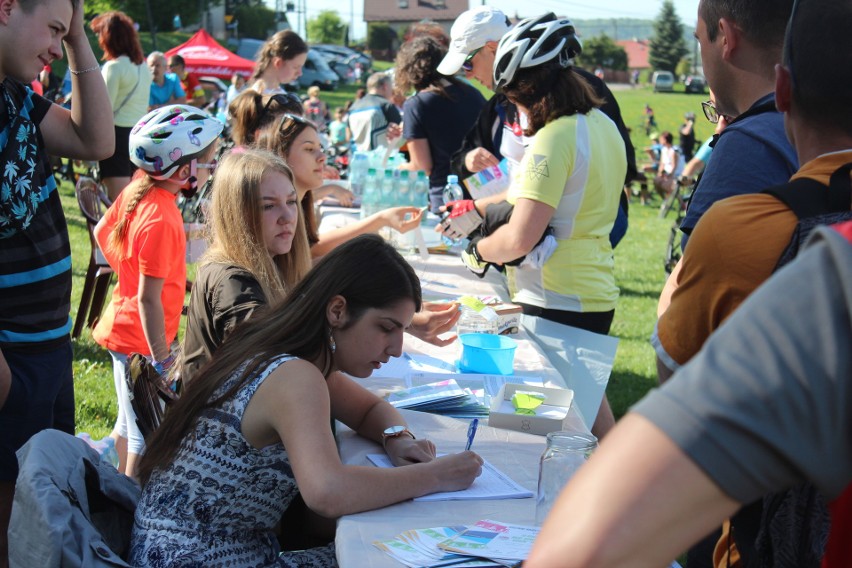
[652,0,852,565]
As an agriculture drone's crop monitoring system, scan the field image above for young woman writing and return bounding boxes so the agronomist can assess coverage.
[131,235,483,567]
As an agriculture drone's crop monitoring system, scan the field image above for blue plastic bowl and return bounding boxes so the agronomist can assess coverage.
[458,333,517,375]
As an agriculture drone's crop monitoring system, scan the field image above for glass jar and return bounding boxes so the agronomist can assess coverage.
[456,306,499,336]
[535,431,598,525]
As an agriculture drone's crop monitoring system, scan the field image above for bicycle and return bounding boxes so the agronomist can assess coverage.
[663,176,694,274]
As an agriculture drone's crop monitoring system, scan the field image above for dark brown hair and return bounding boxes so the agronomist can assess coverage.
[503,64,603,136]
[251,30,308,81]
[394,36,460,98]
[90,11,145,65]
[136,234,422,486]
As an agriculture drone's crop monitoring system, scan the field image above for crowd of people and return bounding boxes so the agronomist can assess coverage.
[1,0,850,566]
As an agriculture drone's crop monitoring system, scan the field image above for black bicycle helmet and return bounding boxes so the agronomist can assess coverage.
[493,13,582,93]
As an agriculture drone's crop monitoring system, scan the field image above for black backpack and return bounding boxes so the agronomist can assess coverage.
[732,162,852,568]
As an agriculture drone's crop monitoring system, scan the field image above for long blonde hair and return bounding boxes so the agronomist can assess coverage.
[202,149,311,302]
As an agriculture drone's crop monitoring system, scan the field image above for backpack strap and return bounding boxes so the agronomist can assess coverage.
[763,162,852,270]
[762,162,852,219]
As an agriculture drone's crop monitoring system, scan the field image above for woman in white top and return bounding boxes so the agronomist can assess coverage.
[249,30,308,95]
[90,11,152,201]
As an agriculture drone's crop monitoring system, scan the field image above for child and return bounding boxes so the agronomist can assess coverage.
[93,105,223,478]
[328,107,350,145]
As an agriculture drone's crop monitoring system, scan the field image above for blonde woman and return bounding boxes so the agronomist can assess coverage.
[93,106,223,478]
[180,149,312,383]
[249,30,308,94]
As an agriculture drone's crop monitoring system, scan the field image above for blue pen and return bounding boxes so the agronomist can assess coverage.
[465,418,479,451]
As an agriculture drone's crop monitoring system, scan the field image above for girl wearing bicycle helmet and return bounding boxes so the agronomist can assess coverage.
[93,105,223,478]
[470,13,627,436]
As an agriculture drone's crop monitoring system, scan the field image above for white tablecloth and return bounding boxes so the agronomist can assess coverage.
[335,409,545,567]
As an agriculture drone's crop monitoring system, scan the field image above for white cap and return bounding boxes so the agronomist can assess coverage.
[437,7,511,76]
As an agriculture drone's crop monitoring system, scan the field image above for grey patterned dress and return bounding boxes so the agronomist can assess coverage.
[130,354,337,567]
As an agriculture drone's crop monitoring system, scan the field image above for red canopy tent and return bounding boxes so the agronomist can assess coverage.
[165,29,255,80]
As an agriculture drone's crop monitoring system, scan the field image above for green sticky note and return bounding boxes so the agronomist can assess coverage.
[512,391,545,415]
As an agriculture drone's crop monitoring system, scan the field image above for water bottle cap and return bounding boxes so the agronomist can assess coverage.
[367,167,376,174]
[417,171,427,179]
[400,170,409,178]
[384,169,393,177]
[447,175,459,184]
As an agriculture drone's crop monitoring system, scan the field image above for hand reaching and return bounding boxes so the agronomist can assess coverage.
[378,206,423,233]
[464,148,500,173]
[408,302,461,347]
[385,436,436,466]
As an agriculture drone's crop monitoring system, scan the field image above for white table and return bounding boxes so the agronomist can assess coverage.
[333,252,592,566]
[335,409,546,567]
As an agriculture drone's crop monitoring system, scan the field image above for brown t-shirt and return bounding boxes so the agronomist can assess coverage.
[180,262,267,384]
[654,150,852,368]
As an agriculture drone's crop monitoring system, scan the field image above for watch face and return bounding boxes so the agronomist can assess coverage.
[384,425,406,436]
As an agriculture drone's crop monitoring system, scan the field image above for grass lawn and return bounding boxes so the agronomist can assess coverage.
[67,79,692,438]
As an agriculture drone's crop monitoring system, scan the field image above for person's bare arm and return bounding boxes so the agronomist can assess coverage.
[39,0,113,160]
[138,275,170,362]
[525,414,740,568]
[397,139,432,174]
[476,198,554,264]
[311,207,423,257]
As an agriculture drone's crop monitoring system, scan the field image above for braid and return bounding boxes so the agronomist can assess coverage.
[109,176,156,257]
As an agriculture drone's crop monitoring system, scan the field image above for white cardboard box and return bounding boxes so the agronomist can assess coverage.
[489,384,574,436]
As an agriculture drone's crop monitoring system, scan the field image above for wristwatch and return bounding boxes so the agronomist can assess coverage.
[382,425,415,445]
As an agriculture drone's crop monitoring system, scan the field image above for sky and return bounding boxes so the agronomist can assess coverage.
[277,0,701,41]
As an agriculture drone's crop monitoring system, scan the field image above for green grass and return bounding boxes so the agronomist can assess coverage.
[66,80,690,436]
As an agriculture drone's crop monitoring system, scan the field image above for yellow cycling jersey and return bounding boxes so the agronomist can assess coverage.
[507,110,626,312]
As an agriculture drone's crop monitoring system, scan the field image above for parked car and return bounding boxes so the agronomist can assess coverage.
[683,75,707,94]
[315,50,356,84]
[298,49,339,91]
[312,44,372,73]
[652,71,675,93]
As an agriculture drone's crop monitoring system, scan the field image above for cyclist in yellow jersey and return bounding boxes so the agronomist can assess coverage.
[463,13,626,436]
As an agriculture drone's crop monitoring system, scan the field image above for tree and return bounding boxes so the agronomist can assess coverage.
[367,22,396,58]
[649,0,688,73]
[308,10,346,44]
[233,4,277,39]
[577,34,628,71]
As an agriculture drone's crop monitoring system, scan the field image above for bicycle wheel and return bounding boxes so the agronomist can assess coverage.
[664,223,683,274]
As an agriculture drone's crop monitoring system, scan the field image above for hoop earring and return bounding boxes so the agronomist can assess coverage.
[329,331,336,353]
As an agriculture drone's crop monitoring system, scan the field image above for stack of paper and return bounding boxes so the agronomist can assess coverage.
[374,520,537,567]
[386,379,489,418]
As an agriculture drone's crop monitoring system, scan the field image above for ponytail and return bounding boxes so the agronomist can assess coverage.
[109,174,156,257]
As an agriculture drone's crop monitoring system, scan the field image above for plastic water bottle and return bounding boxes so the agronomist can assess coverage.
[443,174,464,204]
[349,152,369,197]
[414,171,429,207]
[456,297,499,336]
[397,170,412,206]
[381,169,396,208]
[361,167,378,219]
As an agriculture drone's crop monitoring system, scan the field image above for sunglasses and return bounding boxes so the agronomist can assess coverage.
[700,100,731,124]
[461,47,483,72]
[257,92,304,119]
[277,112,312,130]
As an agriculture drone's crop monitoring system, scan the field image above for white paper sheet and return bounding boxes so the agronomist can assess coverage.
[367,454,533,502]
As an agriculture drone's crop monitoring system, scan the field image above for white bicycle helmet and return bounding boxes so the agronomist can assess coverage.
[492,13,582,93]
[130,105,224,178]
